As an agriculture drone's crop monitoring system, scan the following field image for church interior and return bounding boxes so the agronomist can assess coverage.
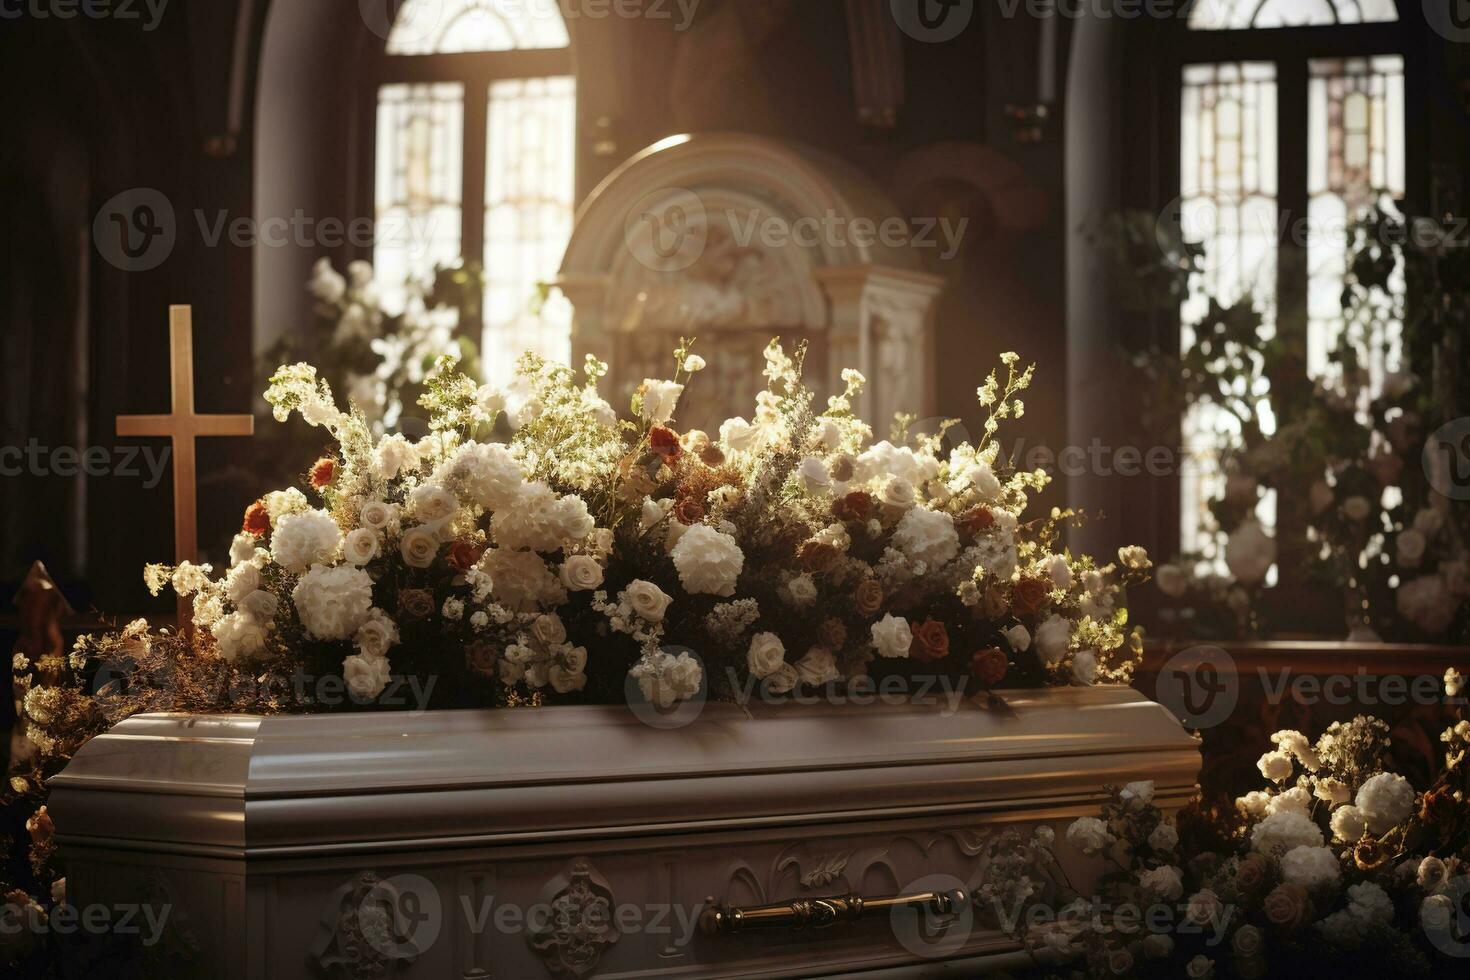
[1,2,1468,978]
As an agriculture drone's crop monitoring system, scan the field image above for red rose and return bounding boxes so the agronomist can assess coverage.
[799,540,839,573]
[958,505,995,537]
[912,620,950,662]
[446,539,484,572]
[970,647,1008,686]
[834,491,874,523]
[674,496,705,525]
[649,426,682,461]
[1011,576,1049,616]
[242,501,271,536]
[309,457,336,490]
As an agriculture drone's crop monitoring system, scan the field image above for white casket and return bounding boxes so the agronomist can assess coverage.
[49,686,1199,979]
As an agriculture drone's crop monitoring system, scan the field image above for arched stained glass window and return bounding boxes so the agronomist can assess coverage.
[1187,0,1399,31]
[374,0,576,387]
[1173,2,1406,569]
[387,0,570,55]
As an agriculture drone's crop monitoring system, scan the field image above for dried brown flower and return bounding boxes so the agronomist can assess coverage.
[399,589,435,622]
[853,579,883,617]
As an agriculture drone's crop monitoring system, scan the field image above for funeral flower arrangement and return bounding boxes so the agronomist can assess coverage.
[136,341,1148,711]
[1019,708,1470,978]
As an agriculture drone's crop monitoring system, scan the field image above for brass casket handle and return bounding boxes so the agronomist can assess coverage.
[699,888,967,935]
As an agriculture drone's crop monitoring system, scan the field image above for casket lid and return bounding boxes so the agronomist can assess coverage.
[49,686,1199,858]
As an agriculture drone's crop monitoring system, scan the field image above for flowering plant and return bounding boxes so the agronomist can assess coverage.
[137,340,1148,711]
[1034,706,1470,978]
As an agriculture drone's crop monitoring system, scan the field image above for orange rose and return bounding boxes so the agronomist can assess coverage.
[853,579,884,617]
[398,588,435,622]
[970,647,1008,686]
[1011,576,1049,616]
[309,457,336,489]
[1262,883,1313,931]
[1234,853,1269,896]
[912,620,950,662]
[446,539,484,572]
[242,501,271,536]
[799,540,839,573]
[25,807,54,846]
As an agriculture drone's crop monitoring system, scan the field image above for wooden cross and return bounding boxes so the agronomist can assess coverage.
[117,306,254,628]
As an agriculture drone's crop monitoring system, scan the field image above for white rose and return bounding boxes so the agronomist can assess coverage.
[765,663,799,695]
[1034,614,1071,666]
[639,378,684,424]
[1149,823,1179,853]
[559,555,604,592]
[1235,791,1272,819]
[1138,865,1184,901]
[624,579,673,623]
[550,666,587,694]
[271,509,342,573]
[670,524,744,597]
[1257,750,1294,782]
[682,354,706,373]
[747,632,787,679]
[343,653,391,701]
[580,390,618,428]
[892,507,959,567]
[797,456,832,495]
[1445,667,1464,698]
[1065,816,1113,856]
[1396,528,1427,569]
[354,610,399,659]
[410,483,459,524]
[878,477,916,512]
[1003,624,1031,652]
[796,647,840,686]
[1184,889,1223,927]
[785,574,817,607]
[1121,780,1155,808]
[1355,772,1414,834]
[343,528,380,565]
[291,564,374,641]
[358,500,397,533]
[400,526,440,568]
[238,589,279,623]
[1225,519,1275,586]
[870,614,912,658]
[1418,856,1448,891]
[1185,954,1215,980]
[531,613,567,648]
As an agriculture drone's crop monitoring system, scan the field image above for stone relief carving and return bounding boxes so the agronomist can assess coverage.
[526,858,621,979]
[309,871,421,980]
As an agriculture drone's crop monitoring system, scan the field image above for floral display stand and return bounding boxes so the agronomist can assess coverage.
[48,687,1199,979]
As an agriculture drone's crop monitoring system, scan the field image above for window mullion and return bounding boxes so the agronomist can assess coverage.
[461,83,489,349]
[1275,55,1312,573]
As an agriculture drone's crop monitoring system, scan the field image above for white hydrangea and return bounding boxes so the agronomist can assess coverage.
[480,548,562,613]
[1034,614,1071,666]
[638,379,684,424]
[670,524,745,597]
[372,434,421,481]
[1346,881,1394,924]
[1280,845,1341,890]
[271,509,342,573]
[1355,772,1415,834]
[291,564,374,640]
[211,611,269,662]
[1330,804,1368,843]
[892,507,960,568]
[1264,786,1311,817]
[452,442,526,511]
[1249,810,1324,856]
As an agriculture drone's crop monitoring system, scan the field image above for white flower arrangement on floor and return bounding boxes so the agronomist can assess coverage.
[143,340,1150,711]
[1018,709,1470,979]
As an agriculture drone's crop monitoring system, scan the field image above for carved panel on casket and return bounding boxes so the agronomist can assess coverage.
[309,871,422,980]
[526,858,621,978]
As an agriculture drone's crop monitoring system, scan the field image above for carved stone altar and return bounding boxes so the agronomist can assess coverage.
[557,134,944,432]
[49,687,1198,978]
